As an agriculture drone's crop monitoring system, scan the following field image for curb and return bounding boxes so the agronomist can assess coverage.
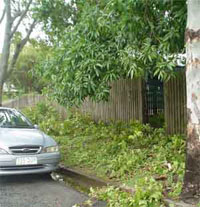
[58,165,108,188]
[164,198,197,207]
[58,165,198,207]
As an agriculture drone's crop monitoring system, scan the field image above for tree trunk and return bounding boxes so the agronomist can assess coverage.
[0,0,12,106]
[0,83,4,107]
[0,1,35,105]
[182,0,200,201]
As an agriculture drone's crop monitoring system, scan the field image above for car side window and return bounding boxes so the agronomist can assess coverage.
[0,111,7,127]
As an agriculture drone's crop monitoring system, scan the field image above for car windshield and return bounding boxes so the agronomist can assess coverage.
[0,109,34,129]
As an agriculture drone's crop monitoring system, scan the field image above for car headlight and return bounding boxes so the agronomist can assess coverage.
[0,148,8,154]
[43,146,59,153]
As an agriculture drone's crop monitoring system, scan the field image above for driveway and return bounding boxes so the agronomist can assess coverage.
[0,174,93,207]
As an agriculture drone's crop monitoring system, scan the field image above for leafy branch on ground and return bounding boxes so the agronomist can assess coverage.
[23,102,185,207]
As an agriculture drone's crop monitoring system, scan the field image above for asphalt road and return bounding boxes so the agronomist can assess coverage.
[0,173,89,207]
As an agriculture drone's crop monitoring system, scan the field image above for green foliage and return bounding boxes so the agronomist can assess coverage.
[22,102,62,135]
[34,0,76,42]
[8,40,51,93]
[149,113,165,128]
[36,0,186,106]
[23,103,185,206]
[90,179,164,207]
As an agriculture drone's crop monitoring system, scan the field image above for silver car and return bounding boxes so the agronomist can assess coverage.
[0,107,60,175]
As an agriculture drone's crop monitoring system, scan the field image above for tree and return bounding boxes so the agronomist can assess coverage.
[0,0,37,105]
[35,0,76,44]
[36,0,186,106]
[8,40,50,93]
[181,0,200,201]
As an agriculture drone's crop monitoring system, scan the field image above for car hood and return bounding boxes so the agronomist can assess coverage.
[0,128,56,149]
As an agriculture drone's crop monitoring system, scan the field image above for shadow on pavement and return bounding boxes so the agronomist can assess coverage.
[0,173,52,184]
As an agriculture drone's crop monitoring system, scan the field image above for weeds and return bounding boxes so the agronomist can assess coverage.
[23,103,185,206]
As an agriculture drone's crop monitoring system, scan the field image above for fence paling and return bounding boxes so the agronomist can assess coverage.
[2,94,67,119]
[80,79,144,123]
[164,71,187,135]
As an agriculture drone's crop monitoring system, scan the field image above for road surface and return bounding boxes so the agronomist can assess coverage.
[0,173,98,207]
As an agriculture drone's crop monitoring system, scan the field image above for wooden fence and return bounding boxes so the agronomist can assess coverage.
[164,71,187,135]
[80,79,145,123]
[2,74,187,135]
[81,75,187,135]
[2,94,67,119]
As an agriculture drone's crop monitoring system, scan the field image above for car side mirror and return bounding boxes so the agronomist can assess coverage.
[34,124,39,129]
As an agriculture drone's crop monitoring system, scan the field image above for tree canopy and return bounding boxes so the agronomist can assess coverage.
[37,0,186,106]
[7,39,51,93]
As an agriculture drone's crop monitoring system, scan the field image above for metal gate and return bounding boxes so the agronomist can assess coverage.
[145,77,164,126]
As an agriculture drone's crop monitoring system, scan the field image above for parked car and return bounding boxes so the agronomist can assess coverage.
[0,107,60,175]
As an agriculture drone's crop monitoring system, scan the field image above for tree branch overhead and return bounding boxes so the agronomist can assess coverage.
[0,7,6,24]
[7,19,37,75]
[10,0,33,38]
